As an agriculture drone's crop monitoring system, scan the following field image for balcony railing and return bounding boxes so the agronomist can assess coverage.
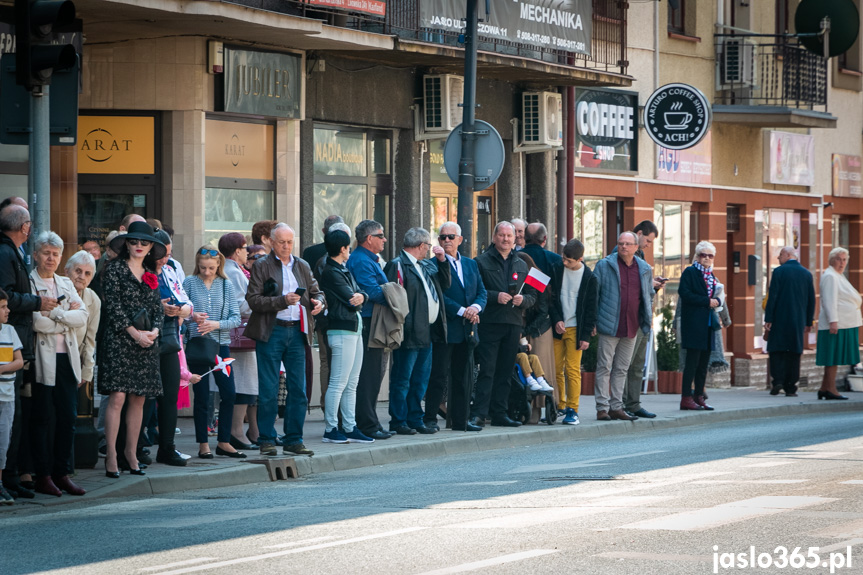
[714,34,828,110]
[256,0,628,75]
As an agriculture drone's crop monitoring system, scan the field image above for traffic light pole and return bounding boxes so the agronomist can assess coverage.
[456,0,478,256]
[30,85,49,241]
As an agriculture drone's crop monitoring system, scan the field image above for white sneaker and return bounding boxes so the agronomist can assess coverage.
[537,377,553,391]
[526,377,542,391]
[176,450,192,460]
[175,428,181,435]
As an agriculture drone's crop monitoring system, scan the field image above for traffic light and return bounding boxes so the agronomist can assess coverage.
[15,0,76,90]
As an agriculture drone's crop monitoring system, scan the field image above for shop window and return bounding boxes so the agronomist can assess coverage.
[204,117,275,246]
[0,141,29,205]
[572,197,606,270]
[832,215,851,279]
[760,209,801,296]
[653,201,697,311]
[313,125,392,251]
[668,0,697,39]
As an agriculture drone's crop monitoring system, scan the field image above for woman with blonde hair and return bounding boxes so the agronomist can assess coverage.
[182,246,243,458]
[816,247,861,400]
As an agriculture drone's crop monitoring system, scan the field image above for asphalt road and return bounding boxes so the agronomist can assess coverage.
[4,411,863,575]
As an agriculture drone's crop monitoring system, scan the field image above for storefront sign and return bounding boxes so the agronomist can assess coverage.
[306,0,385,16]
[574,88,638,172]
[77,116,154,174]
[429,140,450,183]
[314,128,366,177]
[420,0,591,55]
[764,131,814,187]
[205,119,274,180]
[832,154,862,197]
[644,83,711,151]
[223,47,301,119]
[657,131,712,184]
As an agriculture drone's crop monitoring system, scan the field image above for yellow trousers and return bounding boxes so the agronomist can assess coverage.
[553,327,583,411]
[515,353,544,379]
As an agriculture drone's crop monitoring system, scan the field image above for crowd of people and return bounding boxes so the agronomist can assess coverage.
[0,199,857,505]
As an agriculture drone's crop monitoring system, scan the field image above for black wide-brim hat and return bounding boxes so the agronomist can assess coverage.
[109,221,167,260]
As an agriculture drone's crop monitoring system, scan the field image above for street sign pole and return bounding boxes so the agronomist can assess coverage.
[31,84,49,242]
[457,0,478,255]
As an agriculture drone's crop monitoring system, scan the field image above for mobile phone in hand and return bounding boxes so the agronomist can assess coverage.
[295,287,307,297]
[56,295,66,303]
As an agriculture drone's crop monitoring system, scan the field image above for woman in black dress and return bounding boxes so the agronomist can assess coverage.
[98,222,165,478]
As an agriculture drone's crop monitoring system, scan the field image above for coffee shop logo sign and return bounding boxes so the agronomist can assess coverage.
[644,83,711,151]
[80,128,132,163]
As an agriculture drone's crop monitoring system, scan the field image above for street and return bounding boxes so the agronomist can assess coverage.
[3,411,863,575]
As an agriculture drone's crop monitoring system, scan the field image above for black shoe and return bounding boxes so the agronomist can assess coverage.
[423,422,441,432]
[468,417,486,428]
[490,416,522,427]
[452,422,482,432]
[283,443,314,456]
[631,408,657,419]
[198,451,214,459]
[413,425,437,435]
[156,450,188,467]
[118,455,147,470]
[136,451,153,465]
[367,430,392,440]
[770,384,782,396]
[819,390,849,400]
[216,446,247,458]
[229,436,254,450]
[129,468,146,476]
[392,425,417,435]
[3,480,34,499]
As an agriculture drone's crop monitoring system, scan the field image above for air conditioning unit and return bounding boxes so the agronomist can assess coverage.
[423,75,463,132]
[522,92,562,146]
[719,38,757,89]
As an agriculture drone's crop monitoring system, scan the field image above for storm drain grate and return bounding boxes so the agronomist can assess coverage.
[539,475,621,481]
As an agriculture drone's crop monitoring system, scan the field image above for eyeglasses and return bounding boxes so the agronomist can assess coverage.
[698,253,715,259]
[618,242,636,247]
[370,233,385,239]
[199,248,219,257]
[248,254,264,261]
[438,234,457,241]
[240,246,248,251]
[127,239,152,247]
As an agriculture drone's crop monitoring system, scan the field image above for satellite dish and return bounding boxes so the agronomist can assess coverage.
[795,0,860,58]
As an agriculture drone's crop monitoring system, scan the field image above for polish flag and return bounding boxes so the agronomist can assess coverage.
[299,305,310,335]
[213,355,236,376]
[524,267,551,293]
[397,261,404,286]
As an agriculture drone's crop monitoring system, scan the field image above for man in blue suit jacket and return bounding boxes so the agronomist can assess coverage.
[425,222,487,432]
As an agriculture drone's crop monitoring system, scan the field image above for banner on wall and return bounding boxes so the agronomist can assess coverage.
[832,154,862,197]
[764,131,814,187]
[306,0,386,16]
[420,0,592,55]
[657,131,712,184]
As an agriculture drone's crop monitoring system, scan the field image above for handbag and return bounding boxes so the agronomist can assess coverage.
[185,336,219,371]
[132,308,151,331]
[159,317,181,355]
[230,322,256,350]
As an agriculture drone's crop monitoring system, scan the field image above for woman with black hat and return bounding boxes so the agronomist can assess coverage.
[98,221,165,478]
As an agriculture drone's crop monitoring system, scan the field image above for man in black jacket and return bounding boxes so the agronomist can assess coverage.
[0,205,57,499]
[384,227,450,435]
[471,221,536,428]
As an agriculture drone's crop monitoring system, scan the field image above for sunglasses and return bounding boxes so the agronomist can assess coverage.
[127,239,152,247]
[698,253,715,259]
[200,248,219,257]
[438,234,457,241]
[370,233,385,239]
[248,254,264,261]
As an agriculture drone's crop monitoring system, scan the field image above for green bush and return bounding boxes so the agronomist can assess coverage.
[581,333,599,372]
[656,303,680,372]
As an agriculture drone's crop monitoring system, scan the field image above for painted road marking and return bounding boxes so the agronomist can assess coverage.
[262,536,338,549]
[506,450,667,474]
[596,551,711,562]
[620,496,834,531]
[449,506,605,529]
[139,558,217,572]
[841,480,863,485]
[691,480,808,484]
[741,461,795,468]
[152,527,427,575]
[415,549,557,574]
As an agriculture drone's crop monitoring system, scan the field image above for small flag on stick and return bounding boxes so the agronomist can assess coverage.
[523,267,551,293]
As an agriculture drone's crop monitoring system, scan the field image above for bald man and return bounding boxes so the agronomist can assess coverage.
[763,247,815,397]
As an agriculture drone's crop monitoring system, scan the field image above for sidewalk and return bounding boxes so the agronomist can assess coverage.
[6,387,862,508]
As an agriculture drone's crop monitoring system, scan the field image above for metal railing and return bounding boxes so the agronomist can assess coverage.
[714,34,827,110]
[237,0,628,75]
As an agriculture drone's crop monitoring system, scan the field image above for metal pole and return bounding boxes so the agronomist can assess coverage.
[32,84,49,240]
[457,0,478,256]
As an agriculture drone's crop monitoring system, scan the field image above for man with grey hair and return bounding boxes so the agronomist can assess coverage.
[511,218,527,251]
[592,231,654,421]
[764,246,815,397]
[303,215,345,275]
[0,205,57,499]
[383,227,450,434]
[246,222,325,457]
[347,219,392,440]
[471,221,536,428]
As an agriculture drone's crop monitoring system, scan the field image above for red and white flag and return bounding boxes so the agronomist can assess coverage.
[396,261,404,286]
[524,267,551,293]
[299,305,310,335]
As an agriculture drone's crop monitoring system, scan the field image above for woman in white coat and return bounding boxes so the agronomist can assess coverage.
[30,232,88,497]
[816,247,862,400]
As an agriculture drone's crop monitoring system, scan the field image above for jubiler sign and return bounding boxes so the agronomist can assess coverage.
[420,0,591,55]
[643,83,711,151]
[222,47,301,119]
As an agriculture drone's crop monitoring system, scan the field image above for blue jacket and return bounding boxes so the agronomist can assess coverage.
[346,246,388,318]
[593,253,654,337]
[442,255,487,344]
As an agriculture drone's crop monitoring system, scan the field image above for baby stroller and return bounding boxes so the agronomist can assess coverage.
[507,364,556,425]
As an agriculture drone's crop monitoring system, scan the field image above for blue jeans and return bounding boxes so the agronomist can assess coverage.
[256,324,307,445]
[389,344,433,429]
[325,331,363,433]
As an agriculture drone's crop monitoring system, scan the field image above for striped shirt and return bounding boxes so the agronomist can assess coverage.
[182,276,242,345]
[0,323,22,402]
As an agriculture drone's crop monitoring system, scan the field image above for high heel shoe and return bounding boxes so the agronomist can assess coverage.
[118,454,148,471]
[129,468,146,476]
[818,390,849,400]
[104,461,120,479]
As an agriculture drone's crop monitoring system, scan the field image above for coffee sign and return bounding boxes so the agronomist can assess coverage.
[644,83,711,150]
[574,88,638,172]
